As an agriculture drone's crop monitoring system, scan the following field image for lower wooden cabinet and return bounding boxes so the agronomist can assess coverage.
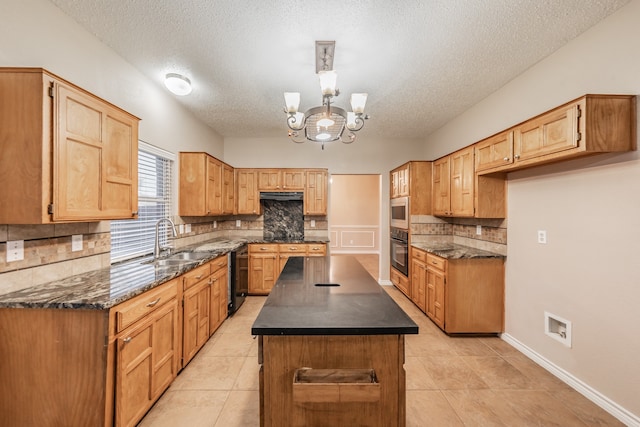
[182,278,211,366]
[390,266,410,297]
[210,256,229,335]
[115,293,180,427]
[249,243,328,295]
[408,249,505,334]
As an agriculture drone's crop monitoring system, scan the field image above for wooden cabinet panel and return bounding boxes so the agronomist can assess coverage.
[426,267,446,330]
[249,253,278,295]
[410,256,427,313]
[209,256,228,335]
[282,170,305,190]
[432,156,451,216]
[222,164,235,214]
[115,280,178,332]
[115,279,179,427]
[475,130,514,172]
[307,243,327,256]
[258,169,283,190]
[0,68,139,223]
[235,169,260,214]
[450,147,474,217]
[182,279,210,366]
[304,169,328,215]
[179,152,232,216]
[390,267,409,298]
[390,164,409,198]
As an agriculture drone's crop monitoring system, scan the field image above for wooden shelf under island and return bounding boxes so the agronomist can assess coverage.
[251,255,418,427]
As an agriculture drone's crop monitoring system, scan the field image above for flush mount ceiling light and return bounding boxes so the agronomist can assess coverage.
[164,73,192,96]
[284,41,369,149]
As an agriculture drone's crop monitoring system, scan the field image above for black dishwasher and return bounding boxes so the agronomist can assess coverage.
[229,243,248,315]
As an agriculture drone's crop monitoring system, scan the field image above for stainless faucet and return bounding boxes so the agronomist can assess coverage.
[154,218,178,259]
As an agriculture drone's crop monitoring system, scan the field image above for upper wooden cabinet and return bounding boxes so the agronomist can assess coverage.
[236,169,260,215]
[433,148,474,217]
[0,67,139,223]
[434,147,505,218]
[179,152,234,216]
[304,169,328,215]
[389,161,432,217]
[475,95,636,175]
[258,169,305,191]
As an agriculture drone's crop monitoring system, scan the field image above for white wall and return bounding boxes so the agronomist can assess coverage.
[422,0,640,421]
[0,0,224,157]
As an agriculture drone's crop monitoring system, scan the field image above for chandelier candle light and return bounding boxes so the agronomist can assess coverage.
[284,41,369,149]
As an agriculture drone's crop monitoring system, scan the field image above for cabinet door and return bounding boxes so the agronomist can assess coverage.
[116,299,179,427]
[210,265,228,335]
[183,280,210,365]
[236,169,260,214]
[410,258,427,313]
[257,169,281,190]
[398,166,409,196]
[450,147,474,217]
[249,253,278,295]
[206,157,223,215]
[222,164,235,214]
[282,170,305,190]
[304,170,328,215]
[514,102,580,162]
[475,131,514,172]
[432,157,450,216]
[55,80,138,221]
[427,268,446,329]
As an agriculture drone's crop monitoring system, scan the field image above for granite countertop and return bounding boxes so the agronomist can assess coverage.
[0,236,330,310]
[251,255,419,336]
[411,242,505,259]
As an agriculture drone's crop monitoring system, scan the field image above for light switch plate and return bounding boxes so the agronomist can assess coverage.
[71,234,83,252]
[311,220,316,228]
[236,220,241,228]
[185,224,191,233]
[179,224,184,234]
[6,240,24,262]
[476,225,482,235]
[213,220,217,229]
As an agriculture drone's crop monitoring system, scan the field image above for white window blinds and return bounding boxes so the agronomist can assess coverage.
[110,142,175,263]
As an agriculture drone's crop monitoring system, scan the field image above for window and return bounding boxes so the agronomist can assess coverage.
[110,142,175,263]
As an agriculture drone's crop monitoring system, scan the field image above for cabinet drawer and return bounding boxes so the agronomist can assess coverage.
[412,248,427,263]
[307,244,327,256]
[249,243,279,253]
[426,254,446,271]
[115,279,178,333]
[279,244,307,254]
[183,263,211,291]
[210,255,228,273]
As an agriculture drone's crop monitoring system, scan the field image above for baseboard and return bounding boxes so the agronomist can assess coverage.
[501,333,640,426]
[379,279,392,286]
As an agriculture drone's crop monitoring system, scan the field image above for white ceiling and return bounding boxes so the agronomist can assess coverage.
[49,0,629,140]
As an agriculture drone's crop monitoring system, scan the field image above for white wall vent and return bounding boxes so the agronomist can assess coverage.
[544,311,572,348]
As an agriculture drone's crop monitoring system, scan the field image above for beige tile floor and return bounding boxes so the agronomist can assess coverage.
[139,257,623,427]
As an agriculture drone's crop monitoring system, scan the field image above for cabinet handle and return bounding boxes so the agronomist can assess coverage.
[289,247,297,250]
[146,297,161,307]
[123,337,132,343]
[312,247,320,251]
[195,274,204,279]
[131,211,138,216]
[503,157,510,161]
[514,154,520,160]
[260,247,268,251]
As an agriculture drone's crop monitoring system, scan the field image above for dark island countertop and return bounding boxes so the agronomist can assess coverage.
[251,255,419,336]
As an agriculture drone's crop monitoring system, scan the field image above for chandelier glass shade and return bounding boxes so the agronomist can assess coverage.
[284,43,368,148]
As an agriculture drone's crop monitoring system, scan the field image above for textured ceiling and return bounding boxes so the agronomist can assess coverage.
[48,0,629,140]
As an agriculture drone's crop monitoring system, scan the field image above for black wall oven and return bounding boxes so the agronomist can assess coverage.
[390,227,409,276]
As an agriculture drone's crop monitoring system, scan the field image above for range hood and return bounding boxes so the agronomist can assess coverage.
[260,191,304,201]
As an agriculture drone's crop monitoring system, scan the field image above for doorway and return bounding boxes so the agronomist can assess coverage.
[329,174,381,280]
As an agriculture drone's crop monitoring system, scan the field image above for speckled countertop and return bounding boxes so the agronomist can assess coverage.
[0,236,329,310]
[411,242,505,259]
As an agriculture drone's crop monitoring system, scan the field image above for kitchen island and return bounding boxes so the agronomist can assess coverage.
[252,255,418,427]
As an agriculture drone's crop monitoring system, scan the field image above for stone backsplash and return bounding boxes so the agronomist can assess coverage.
[410,215,507,255]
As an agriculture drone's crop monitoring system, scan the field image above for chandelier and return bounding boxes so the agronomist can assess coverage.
[284,41,369,148]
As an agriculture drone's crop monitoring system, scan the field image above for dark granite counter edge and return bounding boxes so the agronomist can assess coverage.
[411,242,505,259]
[251,326,419,335]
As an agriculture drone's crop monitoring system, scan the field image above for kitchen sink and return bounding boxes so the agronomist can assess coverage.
[145,258,193,267]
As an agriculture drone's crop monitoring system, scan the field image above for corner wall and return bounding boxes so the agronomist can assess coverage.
[422,0,640,420]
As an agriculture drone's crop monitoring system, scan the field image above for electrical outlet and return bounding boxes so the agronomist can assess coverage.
[537,230,547,244]
[311,220,316,228]
[236,220,241,228]
[71,234,83,252]
[179,224,184,234]
[476,225,482,235]
[213,220,217,229]
[185,224,191,233]
[6,240,24,262]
